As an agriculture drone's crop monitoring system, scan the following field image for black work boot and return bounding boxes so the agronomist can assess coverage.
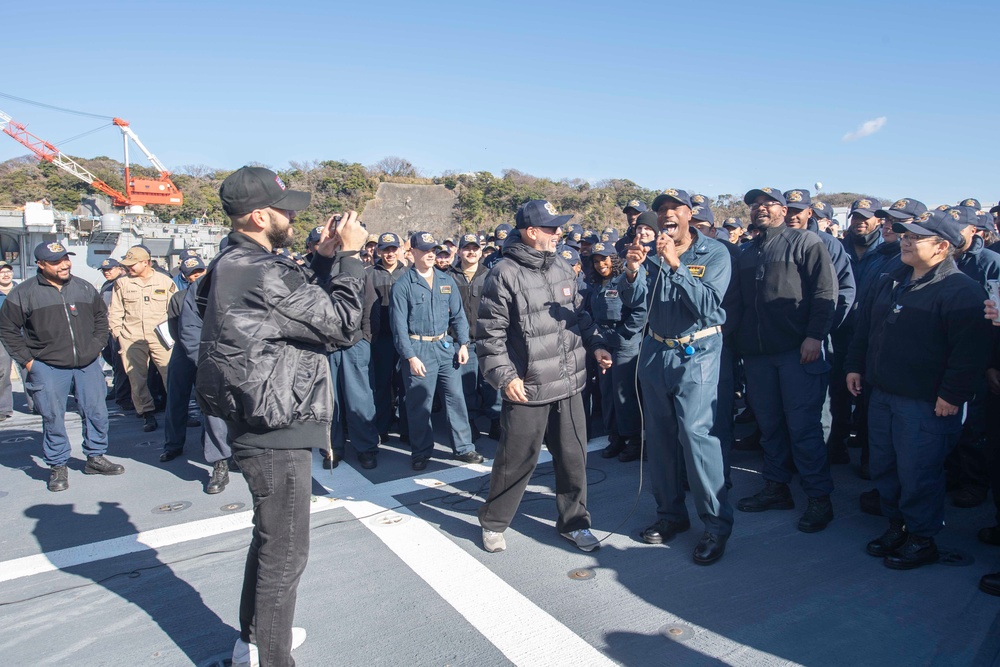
[737,480,794,512]
[618,438,642,462]
[84,455,125,475]
[205,460,229,494]
[866,520,908,557]
[48,465,68,492]
[601,435,626,459]
[798,496,834,533]
[143,413,158,432]
[884,535,939,570]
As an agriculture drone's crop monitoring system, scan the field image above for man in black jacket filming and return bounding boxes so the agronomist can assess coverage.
[196,166,367,667]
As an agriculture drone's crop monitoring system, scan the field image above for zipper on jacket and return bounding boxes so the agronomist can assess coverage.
[60,289,79,368]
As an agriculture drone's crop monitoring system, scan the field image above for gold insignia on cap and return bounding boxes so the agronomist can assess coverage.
[692,195,705,204]
[787,191,803,203]
[314,226,323,233]
[692,206,703,215]
[560,250,572,259]
[497,230,508,240]
[761,187,773,194]
[857,199,871,210]
[593,243,605,253]
[917,211,931,222]
[184,258,199,267]
[949,209,961,220]
[601,233,611,241]
[662,188,679,197]
[726,217,737,224]
[814,202,826,210]
[572,233,581,241]
[892,199,909,210]
[47,243,64,253]
[380,233,393,243]
[963,199,977,207]
[628,199,640,208]
[543,201,558,216]
[421,233,434,243]
[936,204,949,211]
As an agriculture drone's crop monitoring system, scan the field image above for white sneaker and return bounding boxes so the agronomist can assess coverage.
[232,627,307,666]
[561,528,601,552]
[482,529,506,553]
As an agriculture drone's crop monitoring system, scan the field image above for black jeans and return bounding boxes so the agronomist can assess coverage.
[478,394,591,534]
[235,447,312,667]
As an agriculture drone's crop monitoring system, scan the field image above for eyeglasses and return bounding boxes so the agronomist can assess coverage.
[750,201,784,210]
[900,233,939,244]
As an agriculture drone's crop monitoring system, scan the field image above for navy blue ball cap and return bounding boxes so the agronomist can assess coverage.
[651,188,693,212]
[635,210,659,232]
[179,256,206,277]
[783,189,812,211]
[494,223,513,241]
[892,210,965,248]
[976,210,997,233]
[178,248,200,259]
[219,166,311,216]
[945,206,979,229]
[622,199,648,213]
[562,223,584,249]
[557,246,581,265]
[811,202,831,220]
[100,258,121,270]
[306,225,325,245]
[601,228,620,244]
[691,204,715,224]
[743,187,787,206]
[582,231,600,245]
[959,198,982,209]
[459,233,481,248]
[34,241,76,262]
[722,217,744,229]
[515,200,574,230]
[590,242,615,258]
[990,201,1000,215]
[849,198,878,219]
[875,198,927,221]
[376,232,402,250]
[409,231,439,252]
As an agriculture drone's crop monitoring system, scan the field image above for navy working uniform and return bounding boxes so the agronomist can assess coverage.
[369,233,408,440]
[621,193,734,553]
[390,232,479,469]
[847,211,992,569]
[735,187,838,533]
[586,242,646,461]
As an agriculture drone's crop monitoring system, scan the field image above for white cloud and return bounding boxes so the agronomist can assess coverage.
[842,116,887,142]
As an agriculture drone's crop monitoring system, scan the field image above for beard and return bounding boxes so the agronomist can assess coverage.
[266,220,293,249]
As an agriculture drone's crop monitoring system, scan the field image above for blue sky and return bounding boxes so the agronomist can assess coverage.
[2,0,998,205]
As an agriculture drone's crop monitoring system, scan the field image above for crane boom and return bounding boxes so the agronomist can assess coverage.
[0,109,130,206]
[0,108,182,208]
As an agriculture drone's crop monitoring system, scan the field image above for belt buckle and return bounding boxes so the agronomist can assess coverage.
[665,339,676,349]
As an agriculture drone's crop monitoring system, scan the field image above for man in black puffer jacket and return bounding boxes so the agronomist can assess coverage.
[476,200,611,554]
[196,166,366,667]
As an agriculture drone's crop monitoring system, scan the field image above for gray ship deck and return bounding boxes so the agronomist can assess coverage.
[0,381,998,667]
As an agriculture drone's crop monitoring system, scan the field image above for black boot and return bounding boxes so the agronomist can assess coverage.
[884,535,939,570]
[488,419,502,440]
[618,438,642,463]
[737,480,794,512]
[205,460,229,494]
[866,520,907,557]
[601,435,626,459]
[798,496,834,533]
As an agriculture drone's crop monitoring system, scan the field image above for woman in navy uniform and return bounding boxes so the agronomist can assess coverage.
[390,232,484,471]
[587,242,647,462]
[847,210,992,569]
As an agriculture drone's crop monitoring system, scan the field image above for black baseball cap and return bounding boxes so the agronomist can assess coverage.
[875,198,927,221]
[459,233,481,248]
[722,217,744,229]
[691,204,715,224]
[744,187,787,206]
[783,189,812,211]
[557,246,581,265]
[219,166,311,216]
[958,198,981,209]
[651,188,693,212]
[590,242,615,258]
[893,210,965,248]
[179,256,206,277]
[409,232,439,252]
[515,200,573,230]
[34,241,76,262]
[376,232,402,250]
[99,258,121,270]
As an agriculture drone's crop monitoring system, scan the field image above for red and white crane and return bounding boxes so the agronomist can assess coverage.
[0,109,183,208]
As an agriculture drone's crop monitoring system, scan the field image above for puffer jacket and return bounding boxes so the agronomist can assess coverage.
[476,230,605,405]
[195,232,364,447]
